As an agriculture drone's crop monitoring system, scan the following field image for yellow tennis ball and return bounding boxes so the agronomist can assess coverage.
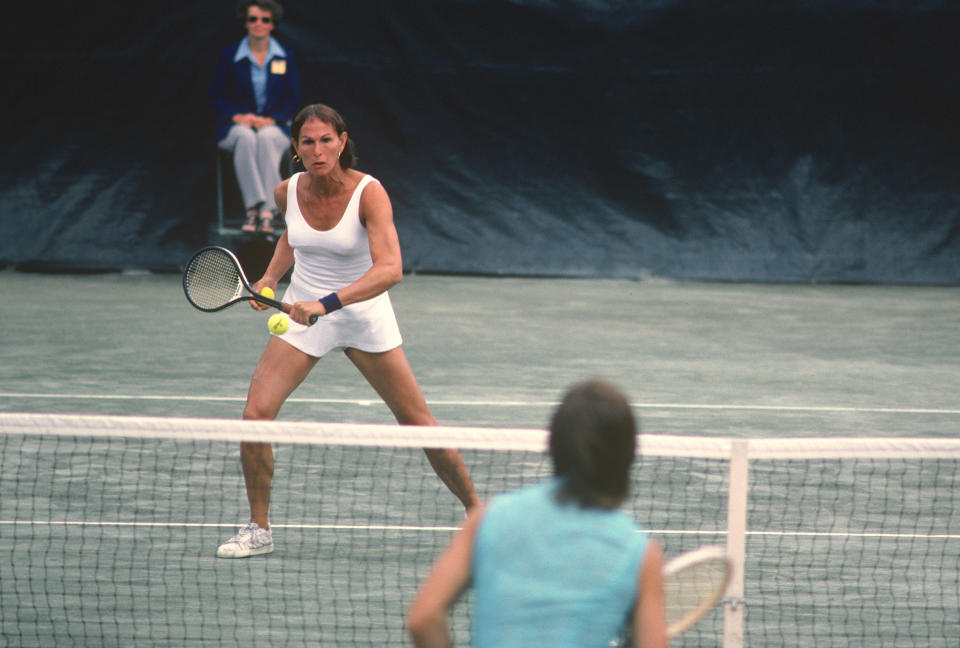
[267,313,289,335]
[260,286,275,300]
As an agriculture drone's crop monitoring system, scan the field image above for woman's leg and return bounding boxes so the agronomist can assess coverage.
[241,336,319,528]
[345,346,479,510]
[254,125,290,213]
[219,124,267,211]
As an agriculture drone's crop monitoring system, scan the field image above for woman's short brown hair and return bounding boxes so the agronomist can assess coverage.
[548,380,637,509]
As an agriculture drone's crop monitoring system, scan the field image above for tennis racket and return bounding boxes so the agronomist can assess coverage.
[613,544,731,646]
[182,246,318,323]
[663,545,732,638]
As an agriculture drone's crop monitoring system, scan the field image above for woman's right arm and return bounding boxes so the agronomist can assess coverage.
[208,47,236,114]
[407,505,485,648]
[250,180,295,307]
[209,45,254,127]
[634,540,668,648]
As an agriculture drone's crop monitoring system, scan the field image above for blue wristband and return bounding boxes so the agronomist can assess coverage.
[319,292,342,314]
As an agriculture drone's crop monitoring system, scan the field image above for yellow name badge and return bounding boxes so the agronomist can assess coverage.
[271,59,287,75]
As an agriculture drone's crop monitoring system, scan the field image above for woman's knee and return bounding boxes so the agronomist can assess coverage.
[232,126,257,149]
[242,398,279,421]
[394,402,437,426]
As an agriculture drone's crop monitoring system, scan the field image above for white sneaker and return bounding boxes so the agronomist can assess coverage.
[216,522,274,558]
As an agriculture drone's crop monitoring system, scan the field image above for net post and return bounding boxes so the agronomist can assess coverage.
[723,439,748,648]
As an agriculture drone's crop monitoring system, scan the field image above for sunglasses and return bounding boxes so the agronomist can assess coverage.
[247,16,272,23]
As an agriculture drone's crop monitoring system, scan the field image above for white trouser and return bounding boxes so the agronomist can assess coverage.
[218,124,289,211]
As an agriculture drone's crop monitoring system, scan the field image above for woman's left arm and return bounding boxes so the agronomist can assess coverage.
[288,180,403,324]
[336,180,404,306]
[276,48,303,124]
[264,47,302,126]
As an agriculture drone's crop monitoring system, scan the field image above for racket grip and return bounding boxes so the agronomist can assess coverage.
[279,303,319,325]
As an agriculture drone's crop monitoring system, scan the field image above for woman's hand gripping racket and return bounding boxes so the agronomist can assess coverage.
[182,246,318,323]
[614,544,732,646]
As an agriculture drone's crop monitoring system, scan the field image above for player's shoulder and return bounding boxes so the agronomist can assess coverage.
[355,171,387,199]
[275,176,293,195]
[274,176,294,206]
[349,168,378,185]
[218,40,241,59]
[356,173,392,223]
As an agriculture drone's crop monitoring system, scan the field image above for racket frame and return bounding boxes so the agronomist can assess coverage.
[663,544,732,638]
[182,246,292,314]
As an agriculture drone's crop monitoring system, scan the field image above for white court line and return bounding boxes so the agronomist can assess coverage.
[653,529,960,539]
[1,393,959,415]
[0,520,460,532]
[744,531,960,539]
[2,520,957,540]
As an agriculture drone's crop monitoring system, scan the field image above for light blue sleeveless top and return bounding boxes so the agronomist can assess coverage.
[471,478,648,647]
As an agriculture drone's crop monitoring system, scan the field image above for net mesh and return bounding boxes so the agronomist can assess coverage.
[748,457,960,647]
[182,248,243,310]
[1,413,959,647]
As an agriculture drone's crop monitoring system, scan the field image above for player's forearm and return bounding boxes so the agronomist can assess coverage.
[407,612,452,648]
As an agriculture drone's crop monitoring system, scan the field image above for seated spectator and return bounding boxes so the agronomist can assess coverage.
[208,0,301,234]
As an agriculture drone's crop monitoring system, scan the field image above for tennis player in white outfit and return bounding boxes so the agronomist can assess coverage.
[217,104,479,558]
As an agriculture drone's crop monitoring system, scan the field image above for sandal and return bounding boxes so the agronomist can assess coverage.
[259,210,276,234]
[241,209,258,232]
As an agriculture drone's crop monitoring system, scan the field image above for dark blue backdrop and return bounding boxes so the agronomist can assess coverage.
[3,1,958,283]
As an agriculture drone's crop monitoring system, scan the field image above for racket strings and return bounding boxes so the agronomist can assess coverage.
[664,557,729,632]
[183,249,244,309]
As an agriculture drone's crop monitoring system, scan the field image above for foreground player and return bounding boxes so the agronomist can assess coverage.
[407,380,667,647]
[217,104,479,558]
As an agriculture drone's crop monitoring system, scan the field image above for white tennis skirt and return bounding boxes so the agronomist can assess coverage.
[277,280,403,358]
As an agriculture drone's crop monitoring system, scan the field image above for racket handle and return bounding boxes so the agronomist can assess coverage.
[279,303,319,325]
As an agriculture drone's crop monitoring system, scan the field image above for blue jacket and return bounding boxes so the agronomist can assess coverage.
[208,39,303,142]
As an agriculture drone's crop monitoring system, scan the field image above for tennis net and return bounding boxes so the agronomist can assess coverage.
[1,413,958,647]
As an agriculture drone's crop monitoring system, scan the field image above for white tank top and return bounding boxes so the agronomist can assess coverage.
[277,172,402,357]
[286,172,378,292]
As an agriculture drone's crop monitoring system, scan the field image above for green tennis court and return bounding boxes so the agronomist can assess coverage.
[1,270,958,646]
[3,270,957,432]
